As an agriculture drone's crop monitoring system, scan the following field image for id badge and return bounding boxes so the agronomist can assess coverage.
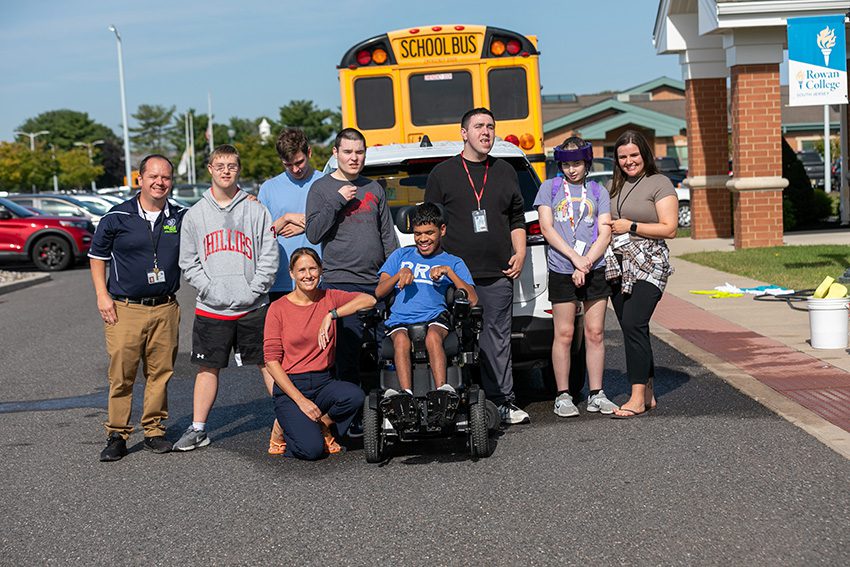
[472,209,488,233]
[612,233,630,249]
[574,240,587,255]
[147,268,166,284]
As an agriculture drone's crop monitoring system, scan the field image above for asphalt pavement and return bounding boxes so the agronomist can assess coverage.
[1,266,849,565]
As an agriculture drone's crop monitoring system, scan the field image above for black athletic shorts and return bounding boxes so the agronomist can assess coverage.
[549,268,612,304]
[386,310,451,335]
[191,305,267,368]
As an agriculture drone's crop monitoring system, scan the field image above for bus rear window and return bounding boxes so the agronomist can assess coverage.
[409,71,473,126]
[354,77,395,130]
[488,67,529,121]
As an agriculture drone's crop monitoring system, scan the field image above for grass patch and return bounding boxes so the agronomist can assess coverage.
[679,245,850,290]
[676,227,691,238]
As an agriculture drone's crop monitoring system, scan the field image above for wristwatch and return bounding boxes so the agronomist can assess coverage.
[629,222,638,235]
[330,308,339,320]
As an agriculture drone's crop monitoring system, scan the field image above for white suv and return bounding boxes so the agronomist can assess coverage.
[325,140,583,373]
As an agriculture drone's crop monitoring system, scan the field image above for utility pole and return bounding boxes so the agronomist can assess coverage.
[13,130,50,191]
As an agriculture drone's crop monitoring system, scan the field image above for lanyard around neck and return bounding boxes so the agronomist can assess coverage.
[461,156,489,210]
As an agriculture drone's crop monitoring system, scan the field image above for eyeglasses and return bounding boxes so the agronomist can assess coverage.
[211,163,239,172]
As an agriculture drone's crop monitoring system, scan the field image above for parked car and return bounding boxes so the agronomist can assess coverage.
[4,193,103,228]
[586,171,691,228]
[324,140,583,376]
[797,151,826,188]
[0,197,94,271]
[171,184,209,205]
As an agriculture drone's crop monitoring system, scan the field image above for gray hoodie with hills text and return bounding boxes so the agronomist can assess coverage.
[180,188,278,317]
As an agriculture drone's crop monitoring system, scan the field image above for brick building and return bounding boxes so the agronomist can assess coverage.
[653,0,850,248]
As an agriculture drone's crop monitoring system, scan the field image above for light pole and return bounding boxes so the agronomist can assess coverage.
[108,25,132,189]
[13,130,50,191]
[74,140,105,191]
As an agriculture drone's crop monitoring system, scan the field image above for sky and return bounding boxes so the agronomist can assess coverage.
[0,0,682,142]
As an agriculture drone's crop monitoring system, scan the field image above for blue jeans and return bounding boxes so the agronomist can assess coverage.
[273,370,365,460]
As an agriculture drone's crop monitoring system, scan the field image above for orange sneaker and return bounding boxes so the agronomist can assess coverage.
[268,420,286,455]
[320,422,344,455]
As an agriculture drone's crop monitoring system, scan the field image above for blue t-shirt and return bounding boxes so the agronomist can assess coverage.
[258,169,323,292]
[533,178,610,274]
[379,246,474,327]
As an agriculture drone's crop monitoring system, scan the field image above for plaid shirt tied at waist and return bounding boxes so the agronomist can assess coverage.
[604,238,674,294]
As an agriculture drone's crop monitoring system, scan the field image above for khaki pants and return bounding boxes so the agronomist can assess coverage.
[104,300,179,438]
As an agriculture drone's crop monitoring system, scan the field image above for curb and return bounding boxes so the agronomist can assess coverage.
[0,274,51,296]
[651,322,850,461]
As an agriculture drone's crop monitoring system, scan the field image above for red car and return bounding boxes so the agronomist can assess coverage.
[0,197,94,271]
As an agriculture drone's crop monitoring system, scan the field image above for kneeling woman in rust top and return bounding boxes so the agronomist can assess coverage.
[263,247,375,459]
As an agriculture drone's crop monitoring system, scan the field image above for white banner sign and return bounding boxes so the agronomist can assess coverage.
[788,15,848,107]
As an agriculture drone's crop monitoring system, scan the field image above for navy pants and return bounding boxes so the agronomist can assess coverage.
[273,371,365,460]
[322,282,383,389]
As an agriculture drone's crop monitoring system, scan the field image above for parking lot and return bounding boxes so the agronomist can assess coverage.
[1,266,849,564]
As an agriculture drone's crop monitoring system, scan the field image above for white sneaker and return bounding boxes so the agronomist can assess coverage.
[586,390,618,414]
[499,402,530,424]
[553,393,579,418]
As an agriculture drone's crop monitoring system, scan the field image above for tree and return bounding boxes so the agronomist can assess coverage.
[0,142,54,191]
[278,100,341,145]
[17,110,117,151]
[17,109,123,187]
[57,148,104,189]
[235,136,281,184]
[130,104,176,156]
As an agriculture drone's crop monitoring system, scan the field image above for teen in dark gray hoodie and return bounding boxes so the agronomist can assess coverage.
[174,144,279,451]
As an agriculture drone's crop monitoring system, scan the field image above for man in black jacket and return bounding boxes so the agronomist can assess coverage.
[424,108,530,425]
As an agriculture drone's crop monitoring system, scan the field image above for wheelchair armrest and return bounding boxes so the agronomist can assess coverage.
[470,305,484,332]
[452,297,471,320]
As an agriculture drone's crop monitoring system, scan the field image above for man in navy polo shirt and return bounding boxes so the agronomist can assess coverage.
[89,154,184,462]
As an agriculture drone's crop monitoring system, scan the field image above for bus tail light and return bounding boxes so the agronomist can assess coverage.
[490,40,506,56]
[356,50,372,65]
[506,39,521,55]
[504,134,520,146]
[372,48,388,64]
[519,133,535,150]
[526,220,545,245]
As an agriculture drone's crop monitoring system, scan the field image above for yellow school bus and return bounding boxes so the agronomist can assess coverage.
[337,24,546,178]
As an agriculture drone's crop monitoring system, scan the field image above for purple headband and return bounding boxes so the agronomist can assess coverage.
[554,143,593,163]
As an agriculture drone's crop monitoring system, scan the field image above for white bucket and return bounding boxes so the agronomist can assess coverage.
[807,297,850,349]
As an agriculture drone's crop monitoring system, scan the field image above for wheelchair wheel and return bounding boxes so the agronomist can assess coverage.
[468,388,493,459]
[362,395,385,463]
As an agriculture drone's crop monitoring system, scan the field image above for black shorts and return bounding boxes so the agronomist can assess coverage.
[549,268,612,304]
[191,305,267,368]
[386,310,451,335]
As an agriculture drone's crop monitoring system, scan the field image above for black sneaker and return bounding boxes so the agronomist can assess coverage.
[100,433,127,462]
[143,435,172,454]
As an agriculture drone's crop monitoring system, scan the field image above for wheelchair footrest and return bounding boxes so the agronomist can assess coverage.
[379,392,419,432]
[425,390,460,428]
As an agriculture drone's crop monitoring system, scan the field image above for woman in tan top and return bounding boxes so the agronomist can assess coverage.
[604,130,678,418]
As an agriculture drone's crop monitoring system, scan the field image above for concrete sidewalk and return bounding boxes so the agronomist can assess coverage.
[651,229,850,457]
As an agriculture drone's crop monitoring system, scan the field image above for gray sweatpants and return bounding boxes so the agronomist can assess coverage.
[475,277,515,405]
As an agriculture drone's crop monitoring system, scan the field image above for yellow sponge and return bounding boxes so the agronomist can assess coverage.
[825,283,848,298]
[814,276,835,298]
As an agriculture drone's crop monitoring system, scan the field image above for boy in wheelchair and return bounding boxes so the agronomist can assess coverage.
[374,202,478,429]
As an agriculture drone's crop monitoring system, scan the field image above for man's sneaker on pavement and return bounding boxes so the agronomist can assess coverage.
[99,433,127,462]
[586,390,619,414]
[554,393,579,418]
[173,426,210,452]
[143,435,172,453]
[499,402,530,425]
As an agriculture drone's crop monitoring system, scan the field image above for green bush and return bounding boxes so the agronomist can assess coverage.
[811,189,834,221]
[781,138,822,227]
[783,196,797,230]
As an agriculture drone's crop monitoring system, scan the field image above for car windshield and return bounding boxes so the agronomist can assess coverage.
[74,198,110,215]
[799,153,822,164]
[360,156,541,216]
[0,197,36,218]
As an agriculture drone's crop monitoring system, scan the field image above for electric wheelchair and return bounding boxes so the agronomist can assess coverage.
[357,289,500,463]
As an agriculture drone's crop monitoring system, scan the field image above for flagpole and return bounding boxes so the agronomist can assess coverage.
[184,113,190,182]
[208,92,214,152]
[189,111,196,184]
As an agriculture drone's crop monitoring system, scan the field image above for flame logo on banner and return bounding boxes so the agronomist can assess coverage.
[817,26,837,66]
